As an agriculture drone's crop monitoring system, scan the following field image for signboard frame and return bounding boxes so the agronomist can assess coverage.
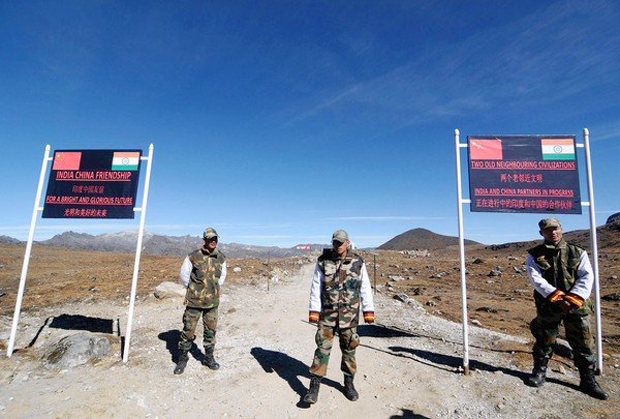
[467,135,582,214]
[6,144,155,364]
[454,129,604,375]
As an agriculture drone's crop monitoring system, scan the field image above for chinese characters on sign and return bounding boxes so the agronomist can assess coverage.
[467,136,581,214]
[43,150,142,219]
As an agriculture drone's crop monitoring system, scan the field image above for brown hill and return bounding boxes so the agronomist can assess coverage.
[486,218,620,253]
[377,228,480,250]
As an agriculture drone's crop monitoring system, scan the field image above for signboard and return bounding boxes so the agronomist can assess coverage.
[467,135,581,214]
[43,149,142,219]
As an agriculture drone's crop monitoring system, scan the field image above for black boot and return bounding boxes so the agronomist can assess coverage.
[303,375,322,404]
[173,350,189,375]
[201,346,220,370]
[579,364,609,400]
[344,375,359,401]
[526,358,548,387]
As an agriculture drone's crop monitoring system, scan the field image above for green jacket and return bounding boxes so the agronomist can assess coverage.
[184,248,226,309]
[528,240,591,315]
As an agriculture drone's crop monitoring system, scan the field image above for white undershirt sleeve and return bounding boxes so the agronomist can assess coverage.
[569,252,594,300]
[309,263,323,312]
[526,253,556,298]
[179,256,192,288]
[219,261,227,286]
[359,262,375,312]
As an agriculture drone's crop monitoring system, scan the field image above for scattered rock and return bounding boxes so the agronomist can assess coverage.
[476,307,498,314]
[602,293,620,301]
[425,300,437,307]
[552,365,566,374]
[410,287,421,295]
[609,275,618,280]
[88,286,99,292]
[488,270,501,277]
[388,275,405,282]
[44,332,114,369]
[393,293,410,303]
[233,266,242,273]
[153,282,186,299]
[472,258,484,265]
[471,319,482,326]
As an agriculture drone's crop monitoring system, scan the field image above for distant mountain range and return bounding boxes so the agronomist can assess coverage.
[2,212,618,257]
[487,215,620,253]
[377,228,480,250]
[33,231,328,259]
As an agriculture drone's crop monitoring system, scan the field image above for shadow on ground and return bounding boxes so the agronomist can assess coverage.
[387,346,580,392]
[358,324,417,338]
[158,329,205,365]
[49,314,114,334]
[389,409,430,419]
[25,314,117,349]
[250,347,344,408]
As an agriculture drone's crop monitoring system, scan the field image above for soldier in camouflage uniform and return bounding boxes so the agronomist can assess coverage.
[303,230,375,404]
[526,218,608,399]
[174,227,227,375]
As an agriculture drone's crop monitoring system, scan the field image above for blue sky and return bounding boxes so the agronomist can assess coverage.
[0,0,619,247]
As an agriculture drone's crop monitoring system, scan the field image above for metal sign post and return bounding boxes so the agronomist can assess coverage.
[582,128,603,374]
[7,144,154,363]
[454,128,604,374]
[454,129,470,375]
[123,143,154,363]
[6,145,52,357]
[373,253,377,295]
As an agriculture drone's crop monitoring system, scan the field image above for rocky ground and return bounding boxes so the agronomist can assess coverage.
[361,245,620,355]
[0,246,619,418]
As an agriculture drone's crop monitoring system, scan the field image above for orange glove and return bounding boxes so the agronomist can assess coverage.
[547,289,565,304]
[363,311,375,324]
[309,311,320,324]
[564,293,585,309]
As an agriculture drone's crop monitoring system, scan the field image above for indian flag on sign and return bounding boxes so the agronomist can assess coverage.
[112,151,140,171]
[541,139,575,160]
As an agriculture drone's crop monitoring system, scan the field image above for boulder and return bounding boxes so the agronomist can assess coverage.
[154,281,186,299]
[45,332,115,369]
[393,293,410,303]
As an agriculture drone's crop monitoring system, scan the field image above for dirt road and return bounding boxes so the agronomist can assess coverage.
[1,264,619,418]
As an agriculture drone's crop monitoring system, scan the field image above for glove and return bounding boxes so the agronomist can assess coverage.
[564,293,585,310]
[546,289,565,304]
[363,311,375,324]
[309,311,320,324]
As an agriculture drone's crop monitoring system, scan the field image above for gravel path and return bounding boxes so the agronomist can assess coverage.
[0,264,618,418]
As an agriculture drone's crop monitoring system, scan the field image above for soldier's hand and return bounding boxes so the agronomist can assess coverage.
[564,293,584,310]
[546,289,565,304]
[309,311,320,324]
[363,311,375,324]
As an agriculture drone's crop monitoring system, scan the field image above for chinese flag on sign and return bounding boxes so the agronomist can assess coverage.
[52,151,82,170]
[469,139,503,160]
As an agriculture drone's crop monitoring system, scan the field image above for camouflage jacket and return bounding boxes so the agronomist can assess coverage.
[309,249,374,328]
[527,240,592,314]
[183,248,226,309]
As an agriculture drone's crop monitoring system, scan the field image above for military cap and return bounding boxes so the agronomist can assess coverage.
[539,218,561,230]
[332,229,349,242]
[203,227,219,239]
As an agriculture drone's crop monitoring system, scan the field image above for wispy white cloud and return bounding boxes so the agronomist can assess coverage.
[590,120,620,141]
[281,0,620,131]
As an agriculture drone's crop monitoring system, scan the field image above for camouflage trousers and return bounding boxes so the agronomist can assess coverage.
[178,306,218,352]
[309,325,360,377]
[529,305,595,367]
